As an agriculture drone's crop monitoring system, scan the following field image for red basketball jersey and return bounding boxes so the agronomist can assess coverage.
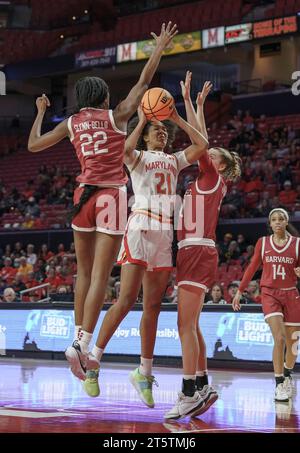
[260,235,300,289]
[177,154,227,247]
[68,107,128,186]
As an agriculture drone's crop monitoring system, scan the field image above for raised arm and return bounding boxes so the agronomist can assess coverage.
[124,107,147,166]
[180,70,199,130]
[169,108,208,164]
[196,81,212,141]
[113,22,178,129]
[28,94,68,152]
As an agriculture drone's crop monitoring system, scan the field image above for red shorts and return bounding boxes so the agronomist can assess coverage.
[72,185,127,235]
[176,245,218,292]
[261,287,300,325]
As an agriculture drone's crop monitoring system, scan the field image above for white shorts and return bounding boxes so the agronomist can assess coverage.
[117,212,173,272]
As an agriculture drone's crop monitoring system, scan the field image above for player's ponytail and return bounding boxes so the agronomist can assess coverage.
[215,147,242,182]
[68,185,99,223]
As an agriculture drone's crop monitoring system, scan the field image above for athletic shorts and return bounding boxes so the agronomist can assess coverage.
[72,185,127,235]
[117,212,173,272]
[176,245,218,293]
[261,287,300,326]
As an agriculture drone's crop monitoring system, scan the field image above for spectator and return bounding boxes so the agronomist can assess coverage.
[0,257,17,282]
[227,282,239,304]
[25,271,39,290]
[22,213,35,229]
[206,284,227,304]
[3,287,17,303]
[18,256,33,278]
[278,180,297,207]
[237,234,248,254]
[25,197,40,218]
[39,244,54,262]
[247,280,261,303]
[225,240,240,263]
[12,273,27,294]
[219,233,233,262]
[26,244,37,266]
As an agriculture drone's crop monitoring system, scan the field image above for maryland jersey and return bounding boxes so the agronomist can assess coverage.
[68,107,127,186]
[126,149,190,218]
[177,155,227,248]
[260,235,300,289]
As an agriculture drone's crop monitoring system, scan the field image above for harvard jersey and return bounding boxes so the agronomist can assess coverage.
[126,149,190,218]
[68,107,127,186]
[177,173,227,248]
[260,235,300,289]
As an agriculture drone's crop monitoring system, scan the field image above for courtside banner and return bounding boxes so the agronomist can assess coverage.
[75,46,117,68]
[225,23,253,44]
[117,42,137,63]
[253,15,297,39]
[202,26,224,49]
[136,31,201,60]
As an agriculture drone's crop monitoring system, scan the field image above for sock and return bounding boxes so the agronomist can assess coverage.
[92,345,104,363]
[284,363,293,378]
[275,375,285,387]
[182,377,196,397]
[78,330,93,353]
[74,325,81,341]
[139,357,153,376]
[196,370,208,389]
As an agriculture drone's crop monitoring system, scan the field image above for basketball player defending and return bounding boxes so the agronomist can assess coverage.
[233,208,300,402]
[28,22,178,380]
[165,72,242,419]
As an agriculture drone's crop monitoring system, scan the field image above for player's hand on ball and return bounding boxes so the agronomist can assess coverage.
[232,291,242,311]
[196,82,212,107]
[180,70,192,101]
[137,105,147,125]
[294,267,300,278]
[36,94,50,113]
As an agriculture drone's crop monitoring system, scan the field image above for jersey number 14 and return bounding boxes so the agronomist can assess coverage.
[272,264,286,280]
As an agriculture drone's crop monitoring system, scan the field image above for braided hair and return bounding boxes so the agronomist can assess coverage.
[75,77,109,112]
[68,185,99,223]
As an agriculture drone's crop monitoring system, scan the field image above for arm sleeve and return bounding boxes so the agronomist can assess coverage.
[174,150,190,172]
[239,238,263,292]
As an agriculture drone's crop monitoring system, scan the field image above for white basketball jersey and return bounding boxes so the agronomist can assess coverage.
[126,149,190,218]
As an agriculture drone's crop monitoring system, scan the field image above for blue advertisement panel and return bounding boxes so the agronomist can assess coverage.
[75,46,117,68]
[0,309,299,363]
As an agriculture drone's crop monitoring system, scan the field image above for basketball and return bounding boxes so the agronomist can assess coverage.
[141,87,174,121]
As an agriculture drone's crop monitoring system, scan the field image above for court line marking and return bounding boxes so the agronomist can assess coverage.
[0,409,78,418]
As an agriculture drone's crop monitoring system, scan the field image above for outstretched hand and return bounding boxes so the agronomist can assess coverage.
[180,70,192,101]
[196,81,213,107]
[294,267,300,278]
[151,21,178,50]
[36,94,50,114]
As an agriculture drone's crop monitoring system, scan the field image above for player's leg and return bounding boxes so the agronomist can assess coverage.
[165,285,206,419]
[267,315,289,402]
[73,230,96,340]
[82,263,145,396]
[195,313,218,410]
[283,325,300,397]
[65,232,122,380]
[130,269,170,408]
